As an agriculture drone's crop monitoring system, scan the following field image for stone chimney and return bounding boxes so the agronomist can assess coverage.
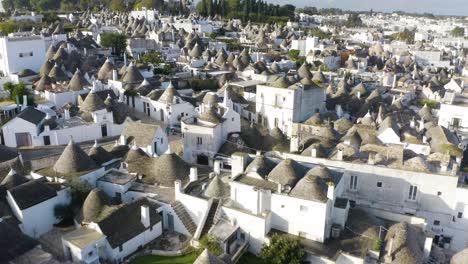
[189,167,198,182]
[452,163,459,176]
[368,153,375,165]
[140,205,150,228]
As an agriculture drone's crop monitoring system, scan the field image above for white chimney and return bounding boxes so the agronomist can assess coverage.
[277,183,282,193]
[327,182,335,200]
[64,108,70,120]
[419,119,425,132]
[392,74,397,88]
[337,150,343,161]
[22,95,28,110]
[119,134,126,145]
[140,205,150,228]
[357,91,361,99]
[440,162,448,172]
[422,136,427,143]
[424,237,433,261]
[112,69,118,81]
[214,160,221,175]
[189,167,198,182]
[410,119,415,128]
[311,148,317,158]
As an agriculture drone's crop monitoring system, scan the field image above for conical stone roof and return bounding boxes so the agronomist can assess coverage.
[81,91,107,112]
[268,159,299,186]
[69,69,89,91]
[204,175,227,198]
[82,188,111,223]
[53,139,97,174]
[122,63,144,84]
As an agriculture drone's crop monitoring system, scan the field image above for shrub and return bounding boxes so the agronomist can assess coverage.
[260,234,305,264]
[372,238,383,251]
[196,235,222,256]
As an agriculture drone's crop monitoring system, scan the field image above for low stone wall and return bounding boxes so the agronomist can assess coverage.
[124,245,192,263]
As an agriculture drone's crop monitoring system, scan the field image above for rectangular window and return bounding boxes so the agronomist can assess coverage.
[452,118,461,128]
[409,185,417,200]
[18,52,33,58]
[433,220,440,226]
[458,212,463,218]
[119,245,123,252]
[300,205,308,212]
[437,191,442,196]
[377,182,382,188]
[350,175,358,190]
[43,135,50,146]
[197,137,202,145]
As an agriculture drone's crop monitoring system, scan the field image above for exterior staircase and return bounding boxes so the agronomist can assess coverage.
[171,201,197,236]
[200,199,219,237]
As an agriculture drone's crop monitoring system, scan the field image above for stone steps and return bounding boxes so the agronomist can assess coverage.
[171,201,197,235]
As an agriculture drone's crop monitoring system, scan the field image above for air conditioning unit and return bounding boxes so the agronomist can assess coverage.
[331,224,341,238]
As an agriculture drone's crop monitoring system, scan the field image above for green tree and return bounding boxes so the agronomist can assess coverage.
[2,0,15,11]
[0,20,19,34]
[153,64,172,75]
[100,32,127,55]
[142,51,163,65]
[134,0,163,9]
[196,0,208,16]
[260,234,305,264]
[5,81,32,104]
[319,64,330,72]
[33,0,61,11]
[288,49,300,60]
[53,180,92,223]
[345,13,363,28]
[196,235,223,256]
[68,180,93,209]
[110,0,126,11]
[451,26,465,37]
[391,28,415,43]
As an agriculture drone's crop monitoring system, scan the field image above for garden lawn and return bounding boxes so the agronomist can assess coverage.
[129,253,198,264]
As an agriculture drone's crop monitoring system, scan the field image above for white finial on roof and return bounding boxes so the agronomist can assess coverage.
[165,145,172,154]
[7,168,16,176]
